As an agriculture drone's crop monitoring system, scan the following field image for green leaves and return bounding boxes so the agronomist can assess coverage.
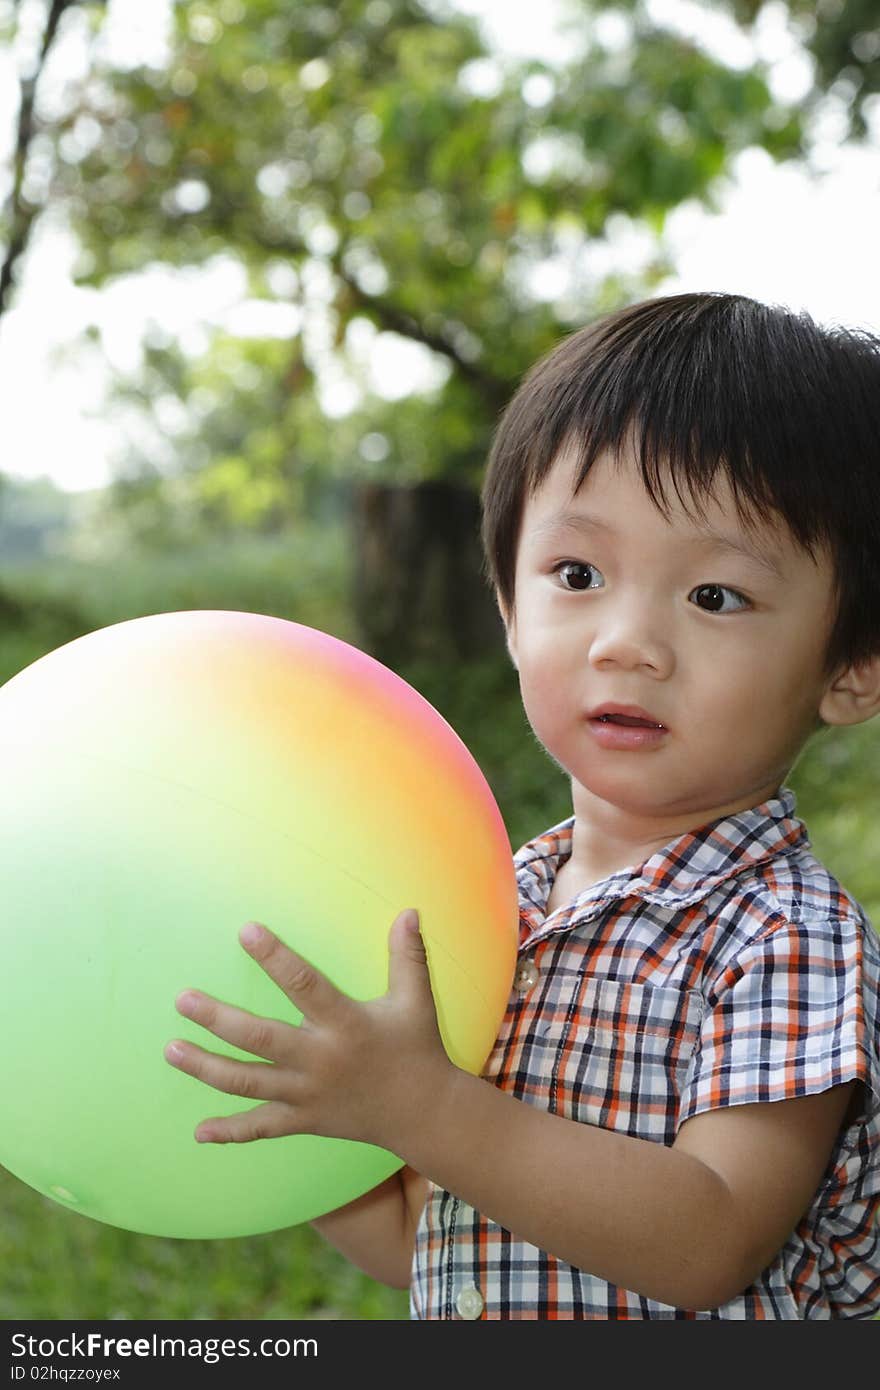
[2,0,874,660]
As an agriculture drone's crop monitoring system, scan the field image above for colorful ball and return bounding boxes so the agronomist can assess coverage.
[0,610,518,1239]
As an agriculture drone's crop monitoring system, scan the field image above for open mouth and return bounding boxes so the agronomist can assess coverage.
[595,714,664,729]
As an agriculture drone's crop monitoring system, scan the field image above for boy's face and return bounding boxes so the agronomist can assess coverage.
[500,438,851,834]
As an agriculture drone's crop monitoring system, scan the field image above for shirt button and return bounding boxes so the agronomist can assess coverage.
[513,956,540,993]
[455,1284,484,1319]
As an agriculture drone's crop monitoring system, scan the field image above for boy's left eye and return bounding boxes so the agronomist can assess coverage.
[690,583,750,613]
[553,561,602,591]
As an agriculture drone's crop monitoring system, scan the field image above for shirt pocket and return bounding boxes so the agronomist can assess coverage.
[547,976,704,1142]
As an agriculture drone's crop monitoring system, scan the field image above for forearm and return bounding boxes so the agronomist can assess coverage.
[393,1069,742,1309]
[310,1166,428,1290]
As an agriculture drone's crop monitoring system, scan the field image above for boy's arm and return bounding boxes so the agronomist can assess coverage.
[165,914,856,1310]
[398,1060,855,1309]
[309,1165,429,1289]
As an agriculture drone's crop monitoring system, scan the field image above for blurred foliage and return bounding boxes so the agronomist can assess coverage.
[7,0,812,529]
[2,0,880,1322]
[1,0,876,527]
[730,0,880,139]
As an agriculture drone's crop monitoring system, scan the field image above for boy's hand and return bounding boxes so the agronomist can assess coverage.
[164,909,452,1151]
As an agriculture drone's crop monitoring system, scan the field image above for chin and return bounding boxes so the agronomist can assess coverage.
[571,770,662,808]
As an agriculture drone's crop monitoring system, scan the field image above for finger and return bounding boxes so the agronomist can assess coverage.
[192,1100,304,1145]
[164,1038,291,1104]
[174,989,291,1062]
[387,908,435,1010]
[239,921,351,1023]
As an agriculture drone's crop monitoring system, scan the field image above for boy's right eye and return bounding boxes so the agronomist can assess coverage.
[552,561,602,591]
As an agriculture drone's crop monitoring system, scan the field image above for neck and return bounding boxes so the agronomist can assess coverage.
[565,780,784,882]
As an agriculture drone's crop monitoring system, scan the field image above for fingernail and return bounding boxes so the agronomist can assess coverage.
[165,1042,184,1063]
[241,922,265,946]
[403,909,420,932]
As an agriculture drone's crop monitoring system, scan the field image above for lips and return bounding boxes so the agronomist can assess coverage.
[587,703,666,729]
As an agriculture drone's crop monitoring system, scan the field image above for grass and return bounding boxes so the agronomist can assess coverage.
[0,1168,408,1320]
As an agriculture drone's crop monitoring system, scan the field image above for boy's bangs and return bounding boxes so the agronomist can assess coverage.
[522,295,848,565]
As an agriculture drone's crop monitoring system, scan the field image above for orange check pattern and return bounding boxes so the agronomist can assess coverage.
[410,787,880,1319]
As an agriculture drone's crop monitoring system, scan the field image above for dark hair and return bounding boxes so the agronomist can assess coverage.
[480,292,880,687]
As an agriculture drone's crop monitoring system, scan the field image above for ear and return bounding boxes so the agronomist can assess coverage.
[818,653,880,728]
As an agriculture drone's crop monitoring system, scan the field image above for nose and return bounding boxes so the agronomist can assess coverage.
[587,597,673,675]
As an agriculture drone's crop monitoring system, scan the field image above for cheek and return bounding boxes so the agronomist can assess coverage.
[517,662,575,743]
[689,650,805,755]
[689,661,767,730]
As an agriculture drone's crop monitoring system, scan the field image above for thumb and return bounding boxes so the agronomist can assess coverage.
[387,908,435,1010]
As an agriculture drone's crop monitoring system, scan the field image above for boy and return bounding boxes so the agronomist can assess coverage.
[165,292,880,1318]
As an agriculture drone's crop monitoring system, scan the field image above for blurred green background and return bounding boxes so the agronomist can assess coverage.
[1,0,878,1321]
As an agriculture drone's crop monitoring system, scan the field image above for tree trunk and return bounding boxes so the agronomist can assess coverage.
[351,479,504,669]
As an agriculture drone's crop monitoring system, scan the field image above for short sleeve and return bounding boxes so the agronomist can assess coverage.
[677,911,880,1126]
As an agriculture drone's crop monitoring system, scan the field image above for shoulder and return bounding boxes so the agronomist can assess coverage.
[678,849,880,1129]
[703,841,876,955]
[695,848,880,1048]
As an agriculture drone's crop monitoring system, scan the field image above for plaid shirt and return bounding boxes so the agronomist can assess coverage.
[410,786,880,1319]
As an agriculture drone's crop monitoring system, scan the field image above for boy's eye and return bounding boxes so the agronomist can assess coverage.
[690,583,750,614]
[552,563,750,613]
[553,561,602,591]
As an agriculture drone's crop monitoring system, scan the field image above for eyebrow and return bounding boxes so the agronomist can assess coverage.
[532,509,786,582]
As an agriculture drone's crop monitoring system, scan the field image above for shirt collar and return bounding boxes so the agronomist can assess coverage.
[515,785,811,940]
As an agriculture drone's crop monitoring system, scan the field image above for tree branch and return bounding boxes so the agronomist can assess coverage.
[0,0,81,319]
[333,257,511,413]
[248,224,511,411]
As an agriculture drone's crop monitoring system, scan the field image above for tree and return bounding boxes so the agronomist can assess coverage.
[0,0,873,666]
[731,0,880,139]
